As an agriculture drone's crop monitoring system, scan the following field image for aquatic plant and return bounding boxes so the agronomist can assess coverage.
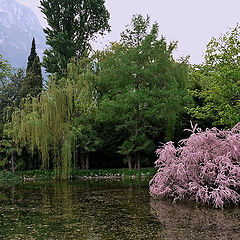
[150,123,240,208]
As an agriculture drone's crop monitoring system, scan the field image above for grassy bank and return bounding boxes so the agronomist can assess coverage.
[0,171,21,182]
[0,168,157,182]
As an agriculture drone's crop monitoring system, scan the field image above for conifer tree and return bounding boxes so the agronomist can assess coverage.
[40,0,110,78]
[20,38,43,99]
[26,38,38,72]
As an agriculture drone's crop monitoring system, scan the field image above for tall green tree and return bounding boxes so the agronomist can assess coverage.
[0,57,24,123]
[0,54,12,123]
[0,55,24,172]
[0,54,11,80]
[97,15,191,169]
[20,38,43,99]
[189,25,240,127]
[40,0,110,78]
[26,38,38,72]
[68,58,103,170]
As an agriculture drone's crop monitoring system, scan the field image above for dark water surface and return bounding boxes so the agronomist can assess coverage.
[0,179,240,240]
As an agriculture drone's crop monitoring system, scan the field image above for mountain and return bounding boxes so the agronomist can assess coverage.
[0,0,46,69]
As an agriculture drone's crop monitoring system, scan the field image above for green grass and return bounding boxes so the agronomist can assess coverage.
[0,171,21,182]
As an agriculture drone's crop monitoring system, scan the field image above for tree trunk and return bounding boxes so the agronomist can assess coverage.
[127,154,132,169]
[11,151,16,174]
[134,151,140,170]
[36,149,41,169]
[85,152,89,170]
[134,158,137,169]
[80,152,85,170]
[136,151,140,169]
[165,115,176,141]
[134,76,140,170]
[73,149,77,170]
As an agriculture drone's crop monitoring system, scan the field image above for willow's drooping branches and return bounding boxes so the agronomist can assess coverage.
[6,62,94,179]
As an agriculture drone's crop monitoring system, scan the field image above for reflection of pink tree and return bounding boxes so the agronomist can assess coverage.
[150,123,240,208]
[150,198,240,240]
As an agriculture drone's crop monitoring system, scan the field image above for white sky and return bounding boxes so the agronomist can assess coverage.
[16,0,240,64]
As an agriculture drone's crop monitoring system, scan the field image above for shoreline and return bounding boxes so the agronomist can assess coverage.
[0,168,156,182]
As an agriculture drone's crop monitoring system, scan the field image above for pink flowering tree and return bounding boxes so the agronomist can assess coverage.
[150,123,240,208]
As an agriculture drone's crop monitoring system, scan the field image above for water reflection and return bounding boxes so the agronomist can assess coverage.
[2,180,240,240]
[0,180,162,240]
[150,198,240,240]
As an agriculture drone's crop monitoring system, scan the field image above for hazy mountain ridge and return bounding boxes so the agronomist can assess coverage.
[0,0,46,69]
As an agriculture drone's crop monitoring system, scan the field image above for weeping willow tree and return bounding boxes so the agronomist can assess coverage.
[5,61,95,179]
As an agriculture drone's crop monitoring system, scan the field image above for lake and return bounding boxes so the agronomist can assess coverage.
[0,179,240,239]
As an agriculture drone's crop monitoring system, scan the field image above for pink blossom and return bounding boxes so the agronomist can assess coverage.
[150,123,240,208]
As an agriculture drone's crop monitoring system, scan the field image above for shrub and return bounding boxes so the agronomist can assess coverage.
[149,123,240,208]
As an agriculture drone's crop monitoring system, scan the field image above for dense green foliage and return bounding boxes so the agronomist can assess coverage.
[19,38,43,99]
[5,65,94,179]
[0,41,43,173]
[97,15,191,169]
[40,0,110,77]
[0,54,11,80]
[189,25,240,127]
[1,10,239,180]
[0,57,24,173]
[0,54,13,122]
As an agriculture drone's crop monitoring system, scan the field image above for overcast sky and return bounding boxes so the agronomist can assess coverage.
[16,0,240,64]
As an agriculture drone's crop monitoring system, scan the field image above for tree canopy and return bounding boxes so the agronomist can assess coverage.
[0,55,24,122]
[40,0,110,78]
[189,25,240,127]
[97,15,191,168]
